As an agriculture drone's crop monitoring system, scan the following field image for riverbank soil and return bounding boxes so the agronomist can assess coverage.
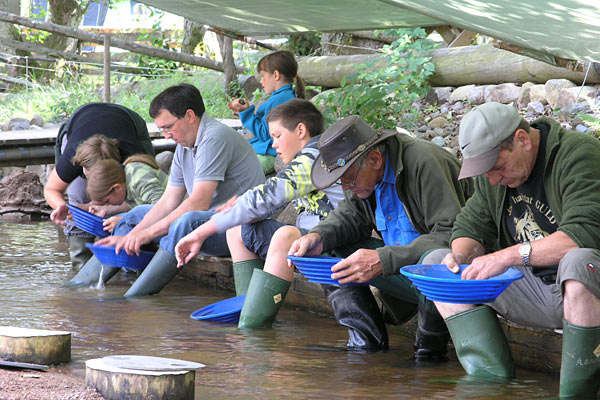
[0,367,104,400]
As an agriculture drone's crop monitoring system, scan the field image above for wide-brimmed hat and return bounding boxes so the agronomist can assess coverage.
[458,102,522,179]
[311,115,396,189]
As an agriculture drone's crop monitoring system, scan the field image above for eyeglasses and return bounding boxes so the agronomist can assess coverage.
[157,118,180,134]
[340,166,360,189]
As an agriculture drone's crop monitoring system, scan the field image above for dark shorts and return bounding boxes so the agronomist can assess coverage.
[241,219,290,260]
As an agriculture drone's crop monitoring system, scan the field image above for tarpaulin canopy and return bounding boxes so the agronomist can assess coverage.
[139,0,600,63]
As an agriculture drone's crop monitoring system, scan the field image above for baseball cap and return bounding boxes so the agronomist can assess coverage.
[458,102,522,179]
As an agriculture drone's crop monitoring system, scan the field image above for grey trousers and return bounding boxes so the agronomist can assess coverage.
[423,248,600,329]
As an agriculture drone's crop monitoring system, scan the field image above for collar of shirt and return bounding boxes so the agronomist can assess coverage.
[272,84,293,95]
[377,155,396,188]
[373,158,421,246]
[189,113,211,154]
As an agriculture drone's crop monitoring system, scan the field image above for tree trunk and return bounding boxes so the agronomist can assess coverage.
[297,44,600,87]
[0,0,20,78]
[321,32,386,56]
[216,34,237,96]
[45,0,87,52]
[181,18,204,55]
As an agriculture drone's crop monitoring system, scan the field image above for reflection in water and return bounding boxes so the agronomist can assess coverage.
[0,221,558,399]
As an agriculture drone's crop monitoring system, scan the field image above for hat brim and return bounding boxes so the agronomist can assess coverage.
[458,145,501,180]
[311,130,397,189]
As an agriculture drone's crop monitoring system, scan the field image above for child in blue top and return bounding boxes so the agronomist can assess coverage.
[228,50,305,174]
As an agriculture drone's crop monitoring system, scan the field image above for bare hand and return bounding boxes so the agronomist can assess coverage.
[103,216,122,233]
[287,233,324,267]
[174,233,204,268]
[462,253,510,280]
[89,205,108,218]
[227,98,250,114]
[96,235,125,248]
[331,249,382,284]
[50,203,69,226]
[214,195,238,213]
[116,229,154,256]
[442,252,461,274]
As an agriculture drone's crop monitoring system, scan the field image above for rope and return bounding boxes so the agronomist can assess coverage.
[574,62,593,103]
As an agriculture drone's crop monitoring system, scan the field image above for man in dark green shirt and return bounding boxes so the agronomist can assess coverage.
[424,102,600,398]
[289,116,473,359]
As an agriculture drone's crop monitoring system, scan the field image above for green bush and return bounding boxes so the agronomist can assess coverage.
[318,28,438,130]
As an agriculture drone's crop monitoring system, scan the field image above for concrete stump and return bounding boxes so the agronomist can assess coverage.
[0,326,71,365]
[86,355,205,400]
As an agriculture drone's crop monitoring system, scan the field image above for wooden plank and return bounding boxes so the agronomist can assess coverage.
[0,120,242,146]
[449,30,477,47]
[0,359,49,371]
[434,25,460,45]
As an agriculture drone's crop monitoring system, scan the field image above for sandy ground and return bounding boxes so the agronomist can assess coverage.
[0,368,105,400]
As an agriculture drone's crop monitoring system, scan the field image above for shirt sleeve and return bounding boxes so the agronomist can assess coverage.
[125,162,167,206]
[211,153,317,232]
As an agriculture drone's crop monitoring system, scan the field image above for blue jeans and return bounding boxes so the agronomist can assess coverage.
[112,205,230,257]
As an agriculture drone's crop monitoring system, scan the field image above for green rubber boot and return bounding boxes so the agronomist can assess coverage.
[68,235,94,271]
[124,248,178,297]
[233,259,264,296]
[446,305,515,379]
[238,269,291,329]
[63,255,121,287]
[559,320,600,398]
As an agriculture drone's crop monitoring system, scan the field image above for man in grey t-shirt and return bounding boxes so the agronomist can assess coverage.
[67,84,265,297]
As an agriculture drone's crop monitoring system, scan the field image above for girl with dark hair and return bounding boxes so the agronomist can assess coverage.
[228,50,305,174]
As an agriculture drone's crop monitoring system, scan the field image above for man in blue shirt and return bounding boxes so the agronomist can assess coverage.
[289,116,473,358]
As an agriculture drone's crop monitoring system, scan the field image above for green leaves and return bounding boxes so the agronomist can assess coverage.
[320,28,438,130]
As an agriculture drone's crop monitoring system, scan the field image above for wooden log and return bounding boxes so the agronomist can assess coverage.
[0,326,71,365]
[86,356,205,400]
[297,44,600,88]
[347,31,397,44]
[0,38,145,75]
[0,73,38,87]
[0,10,245,74]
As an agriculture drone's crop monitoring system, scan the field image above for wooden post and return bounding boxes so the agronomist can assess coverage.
[103,34,110,103]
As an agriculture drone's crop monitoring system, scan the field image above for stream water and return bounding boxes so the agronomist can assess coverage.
[0,220,560,399]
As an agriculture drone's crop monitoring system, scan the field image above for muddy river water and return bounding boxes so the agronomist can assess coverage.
[0,220,559,399]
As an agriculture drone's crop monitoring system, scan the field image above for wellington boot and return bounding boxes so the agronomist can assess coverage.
[238,269,290,328]
[377,291,418,326]
[63,255,120,287]
[414,302,450,362]
[559,320,600,398]
[124,249,177,297]
[68,236,94,271]
[233,259,264,296]
[323,284,388,351]
[446,305,515,378]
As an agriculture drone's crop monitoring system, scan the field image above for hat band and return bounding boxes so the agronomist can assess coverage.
[320,129,386,173]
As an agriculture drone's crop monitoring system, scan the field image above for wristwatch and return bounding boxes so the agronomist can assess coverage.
[519,243,532,267]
